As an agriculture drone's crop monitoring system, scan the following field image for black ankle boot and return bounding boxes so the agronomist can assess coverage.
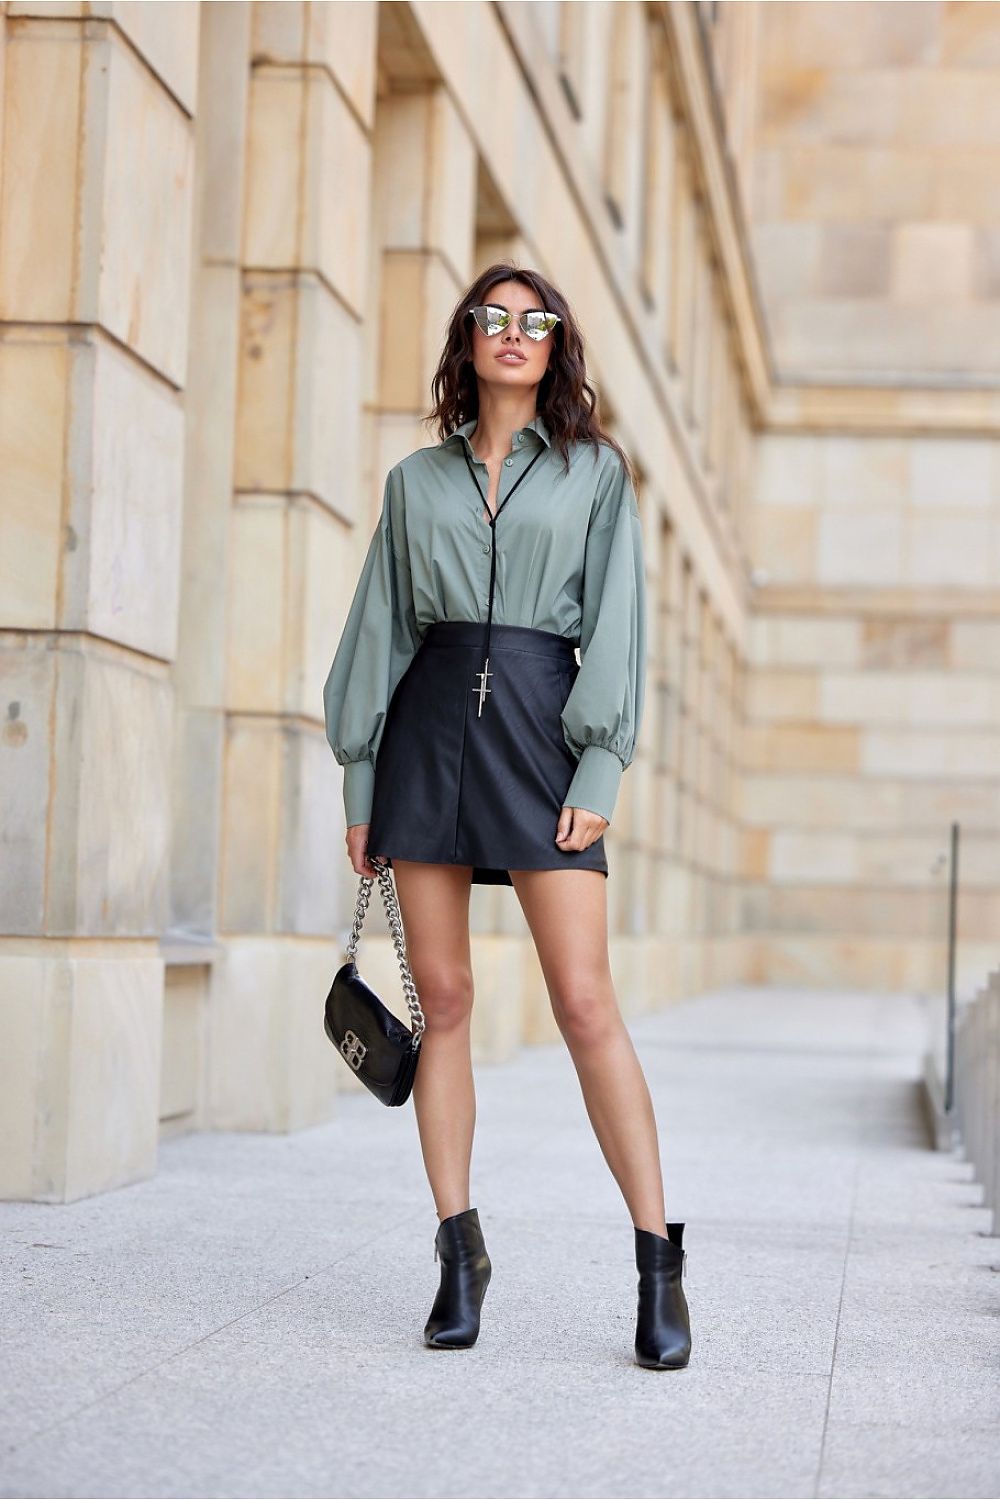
[423,1206,492,1349]
[633,1220,691,1369]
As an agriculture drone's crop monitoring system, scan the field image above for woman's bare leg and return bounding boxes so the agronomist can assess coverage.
[389,859,477,1221]
[508,867,668,1234]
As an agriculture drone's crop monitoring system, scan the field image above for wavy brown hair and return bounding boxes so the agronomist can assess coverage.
[426,261,637,490]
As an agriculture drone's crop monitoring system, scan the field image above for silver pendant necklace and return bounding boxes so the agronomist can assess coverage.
[461,442,544,716]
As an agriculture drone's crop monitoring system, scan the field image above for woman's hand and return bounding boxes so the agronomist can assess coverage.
[346,822,384,878]
[555,804,609,852]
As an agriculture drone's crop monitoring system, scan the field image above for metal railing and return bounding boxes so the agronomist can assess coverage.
[922,822,959,1140]
[945,820,959,1114]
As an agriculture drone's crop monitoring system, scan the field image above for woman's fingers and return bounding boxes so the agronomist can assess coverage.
[346,822,377,876]
[556,806,609,851]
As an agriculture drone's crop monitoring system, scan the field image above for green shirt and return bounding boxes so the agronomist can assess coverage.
[323,412,647,829]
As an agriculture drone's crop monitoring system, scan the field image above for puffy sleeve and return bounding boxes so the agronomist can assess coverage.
[322,465,421,828]
[560,453,647,825]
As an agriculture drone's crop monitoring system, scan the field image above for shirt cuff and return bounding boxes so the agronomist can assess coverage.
[561,744,624,825]
[342,758,376,827]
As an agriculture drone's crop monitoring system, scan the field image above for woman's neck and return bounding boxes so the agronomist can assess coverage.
[470,400,537,462]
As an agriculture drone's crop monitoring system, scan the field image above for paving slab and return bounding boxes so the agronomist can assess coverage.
[1,983,998,1499]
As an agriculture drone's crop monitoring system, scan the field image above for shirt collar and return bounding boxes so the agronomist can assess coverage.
[439,413,551,451]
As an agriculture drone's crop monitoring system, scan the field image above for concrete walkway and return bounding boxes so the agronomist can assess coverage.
[2,985,998,1499]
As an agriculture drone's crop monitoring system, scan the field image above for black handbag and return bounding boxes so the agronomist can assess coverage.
[324,855,425,1106]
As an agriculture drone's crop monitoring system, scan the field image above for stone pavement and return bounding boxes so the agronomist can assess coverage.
[2,985,999,1499]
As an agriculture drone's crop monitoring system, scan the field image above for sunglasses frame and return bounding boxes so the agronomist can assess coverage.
[468,302,562,342]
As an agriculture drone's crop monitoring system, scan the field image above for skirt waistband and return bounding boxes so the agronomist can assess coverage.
[421,620,579,660]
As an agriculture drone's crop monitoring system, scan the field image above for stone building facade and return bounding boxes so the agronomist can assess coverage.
[1,0,997,1201]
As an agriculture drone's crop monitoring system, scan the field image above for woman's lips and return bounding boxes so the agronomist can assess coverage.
[497,351,526,362]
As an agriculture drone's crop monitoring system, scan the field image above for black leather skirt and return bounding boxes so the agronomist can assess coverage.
[367,620,609,887]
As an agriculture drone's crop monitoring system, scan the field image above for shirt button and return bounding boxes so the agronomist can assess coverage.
[504,457,513,466]
[482,543,490,554]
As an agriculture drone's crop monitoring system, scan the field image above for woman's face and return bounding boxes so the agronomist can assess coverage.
[468,280,555,396]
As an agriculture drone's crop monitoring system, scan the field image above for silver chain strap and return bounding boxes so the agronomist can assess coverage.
[344,855,426,1041]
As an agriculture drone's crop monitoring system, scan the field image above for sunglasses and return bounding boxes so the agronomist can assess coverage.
[469,303,561,341]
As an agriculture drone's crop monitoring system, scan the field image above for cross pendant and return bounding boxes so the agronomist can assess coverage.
[473,658,493,717]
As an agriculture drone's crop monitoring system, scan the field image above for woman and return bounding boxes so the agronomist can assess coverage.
[322,263,691,1370]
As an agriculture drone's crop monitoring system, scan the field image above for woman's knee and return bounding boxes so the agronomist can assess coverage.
[411,963,475,1031]
[550,978,619,1047]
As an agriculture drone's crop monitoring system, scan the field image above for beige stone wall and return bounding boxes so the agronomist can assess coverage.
[695,0,1000,997]
[7,0,994,1201]
[746,430,1000,994]
[715,0,1000,384]
[0,0,753,1199]
[0,2,197,1198]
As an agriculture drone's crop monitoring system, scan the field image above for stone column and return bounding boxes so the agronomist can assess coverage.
[0,4,199,1199]
[163,1,251,1136]
[204,1,381,1128]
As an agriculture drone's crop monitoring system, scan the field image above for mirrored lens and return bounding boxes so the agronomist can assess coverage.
[520,310,559,340]
[471,304,511,336]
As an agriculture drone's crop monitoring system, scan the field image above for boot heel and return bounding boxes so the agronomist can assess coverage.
[424,1207,491,1349]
